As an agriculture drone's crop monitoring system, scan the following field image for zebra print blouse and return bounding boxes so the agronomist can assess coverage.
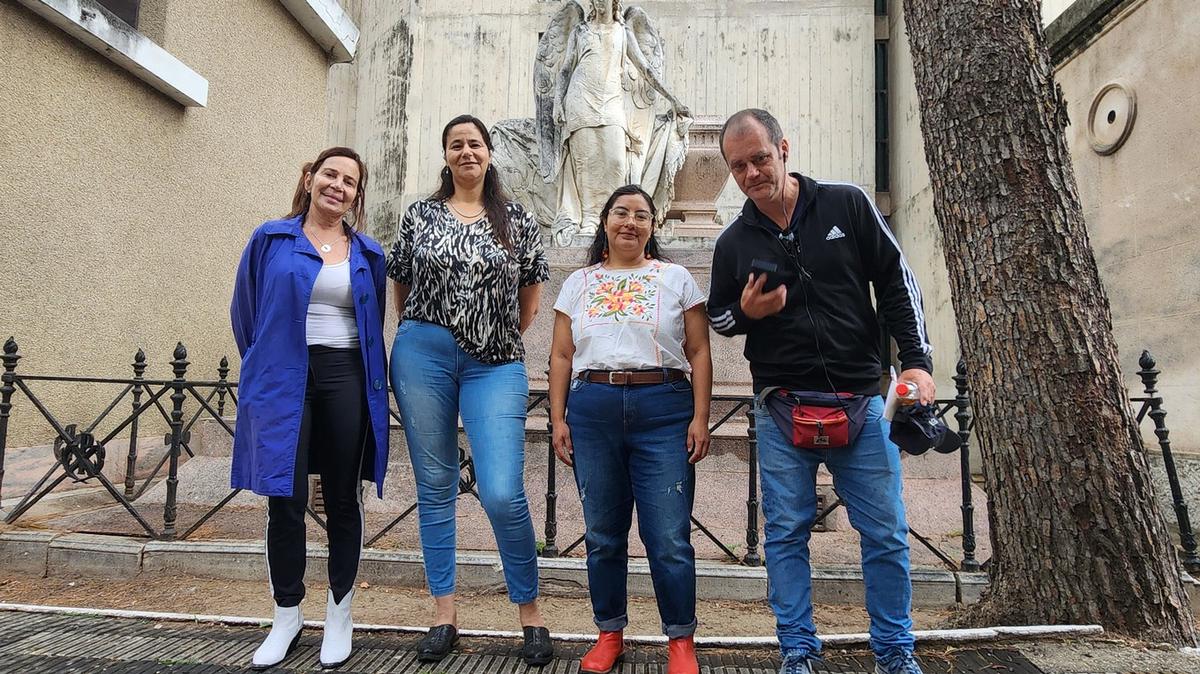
[386,198,549,364]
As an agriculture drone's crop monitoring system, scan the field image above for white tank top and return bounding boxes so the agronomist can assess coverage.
[306,258,359,348]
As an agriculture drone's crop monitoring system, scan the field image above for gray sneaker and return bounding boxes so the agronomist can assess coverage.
[874,649,924,674]
[779,650,815,674]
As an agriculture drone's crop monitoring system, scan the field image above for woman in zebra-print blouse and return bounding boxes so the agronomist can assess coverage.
[386,114,553,666]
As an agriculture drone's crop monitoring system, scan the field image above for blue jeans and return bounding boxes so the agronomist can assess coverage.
[390,321,539,604]
[754,395,914,658]
[568,377,698,637]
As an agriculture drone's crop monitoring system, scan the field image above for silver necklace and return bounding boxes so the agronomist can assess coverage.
[308,227,341,253]
[447,200,485,220]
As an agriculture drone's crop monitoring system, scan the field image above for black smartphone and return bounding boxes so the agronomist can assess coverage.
[749,258,797,292]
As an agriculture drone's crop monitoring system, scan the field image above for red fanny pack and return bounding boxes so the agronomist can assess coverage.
[764,389,871,450]
[791,403,849,448]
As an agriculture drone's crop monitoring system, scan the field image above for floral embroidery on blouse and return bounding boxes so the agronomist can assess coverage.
[585,271,660,321]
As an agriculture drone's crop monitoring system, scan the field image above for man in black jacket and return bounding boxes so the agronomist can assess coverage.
[709,109,932,674]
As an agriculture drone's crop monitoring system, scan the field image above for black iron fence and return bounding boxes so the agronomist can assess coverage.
[0,341,239,540]
[1,336,1196,575]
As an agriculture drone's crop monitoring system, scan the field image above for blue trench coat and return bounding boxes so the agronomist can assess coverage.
[230,215,390,498]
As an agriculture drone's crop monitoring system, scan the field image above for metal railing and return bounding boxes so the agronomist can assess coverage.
[1131,350,1200,571]
[1,336,1196,574]
[0,340,236,539]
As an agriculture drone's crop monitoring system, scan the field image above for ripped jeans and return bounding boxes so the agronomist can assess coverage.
[567,376,697,637]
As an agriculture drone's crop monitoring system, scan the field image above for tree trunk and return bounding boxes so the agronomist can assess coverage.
[899,0,1196,644]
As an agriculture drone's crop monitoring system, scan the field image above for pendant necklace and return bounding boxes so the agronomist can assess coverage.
[310,228,339,253]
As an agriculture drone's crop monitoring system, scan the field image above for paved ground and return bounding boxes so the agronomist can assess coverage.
[0,608,1049,674]
[0,572,955,638]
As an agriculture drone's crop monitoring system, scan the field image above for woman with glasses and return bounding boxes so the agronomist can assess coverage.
[548,184,712,674]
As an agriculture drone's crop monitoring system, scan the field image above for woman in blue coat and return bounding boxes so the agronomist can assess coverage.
[230,146,390,670]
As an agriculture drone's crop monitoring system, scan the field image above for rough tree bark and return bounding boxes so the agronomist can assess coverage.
[899,0,1197,644]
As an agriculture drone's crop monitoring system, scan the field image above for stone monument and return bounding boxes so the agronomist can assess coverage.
[664,116,730,238]
[491,0,693,244]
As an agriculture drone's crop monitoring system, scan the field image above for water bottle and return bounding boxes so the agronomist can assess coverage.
[894,382,920,404]
[883,370,920,421]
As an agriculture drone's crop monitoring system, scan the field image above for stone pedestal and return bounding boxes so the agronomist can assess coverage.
[666,116,731,237]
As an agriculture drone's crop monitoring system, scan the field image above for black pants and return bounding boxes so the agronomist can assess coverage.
[267,345,368,607]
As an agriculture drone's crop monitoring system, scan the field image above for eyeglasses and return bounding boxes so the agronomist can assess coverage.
[609,207,653,225]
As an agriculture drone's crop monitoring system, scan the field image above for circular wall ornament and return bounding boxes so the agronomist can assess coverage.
[1087,82,1136,156]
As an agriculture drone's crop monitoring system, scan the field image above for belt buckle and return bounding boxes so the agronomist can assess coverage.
[607,371,621,385]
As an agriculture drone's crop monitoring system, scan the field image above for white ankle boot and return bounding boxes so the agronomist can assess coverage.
[251,604,303,670]
[320,588,354,668]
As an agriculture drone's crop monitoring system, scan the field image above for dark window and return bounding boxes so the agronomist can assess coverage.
[874,40,890,193]
[96,0,140,28]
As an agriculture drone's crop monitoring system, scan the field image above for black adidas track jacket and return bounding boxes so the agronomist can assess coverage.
[707,173,933,394]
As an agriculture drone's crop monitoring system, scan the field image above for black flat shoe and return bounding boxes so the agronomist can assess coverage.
[417,624,458,662]
[521,626,554,666]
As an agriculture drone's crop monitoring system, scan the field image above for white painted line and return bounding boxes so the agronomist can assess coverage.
[0,603,1104,647]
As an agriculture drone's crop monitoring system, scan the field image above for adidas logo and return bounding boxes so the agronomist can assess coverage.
[825,226,846,241]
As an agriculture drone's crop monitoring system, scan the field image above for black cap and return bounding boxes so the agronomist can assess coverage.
[889,403,962,456]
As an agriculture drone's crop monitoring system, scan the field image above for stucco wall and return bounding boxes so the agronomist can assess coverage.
[338,0,878,244]
[0,0,333,447]
[886,0,1199,452]
[1053,0,1200,451]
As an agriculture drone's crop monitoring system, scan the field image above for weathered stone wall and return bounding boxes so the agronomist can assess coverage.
[0,0,333,446]
[333,0,878,393]
[335,0,879,245]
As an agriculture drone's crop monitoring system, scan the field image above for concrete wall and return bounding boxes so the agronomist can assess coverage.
[1042,0,1079,24]
[884,0,958,393]
[331,0,877,393]
[327,0,363,146]
[1053,0,1200,451]
[886,0,1200,452]
[0,0,334,447]
[336,0,878,244]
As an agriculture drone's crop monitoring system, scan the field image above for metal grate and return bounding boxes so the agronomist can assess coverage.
[0,609,1059,673]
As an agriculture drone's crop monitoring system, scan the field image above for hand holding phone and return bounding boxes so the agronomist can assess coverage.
[741,266,789,320]
[749,258,797,292]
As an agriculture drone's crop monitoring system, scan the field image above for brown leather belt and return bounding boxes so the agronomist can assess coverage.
[577,368,687,385]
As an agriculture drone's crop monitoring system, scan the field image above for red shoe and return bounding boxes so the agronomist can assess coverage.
[667,635,699,674]
[580,631,624,674]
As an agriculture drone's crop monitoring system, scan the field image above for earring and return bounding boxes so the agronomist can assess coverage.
[602,247,609,261]
[644,249,652,260]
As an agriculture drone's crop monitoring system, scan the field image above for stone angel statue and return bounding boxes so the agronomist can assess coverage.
[491,0,692,244]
